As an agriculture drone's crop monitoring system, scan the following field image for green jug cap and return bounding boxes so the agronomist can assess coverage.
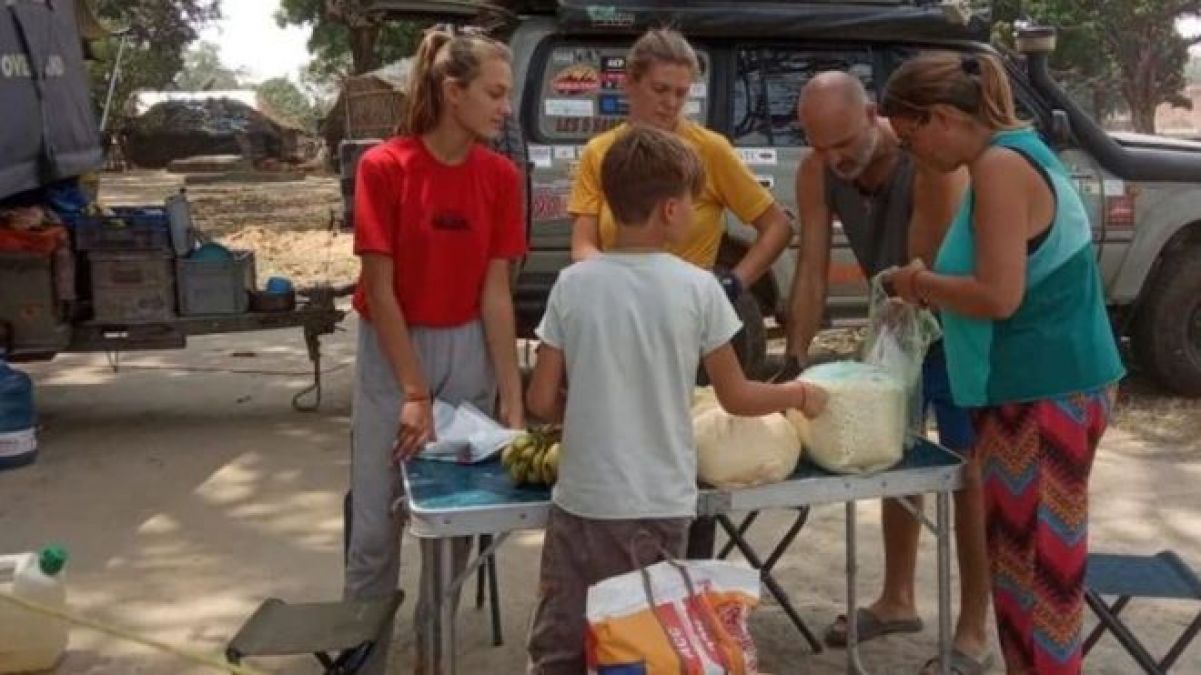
[38,545,68,575]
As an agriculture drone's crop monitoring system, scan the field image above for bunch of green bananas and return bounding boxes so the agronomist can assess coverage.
[501,426,561,487]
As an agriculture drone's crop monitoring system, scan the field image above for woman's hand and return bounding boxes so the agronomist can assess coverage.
[498,395,525,430]
[394,398,435,463]
[884,259,929,306]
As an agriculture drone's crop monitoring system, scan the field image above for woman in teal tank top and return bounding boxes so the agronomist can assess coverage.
[878,52,1124,675]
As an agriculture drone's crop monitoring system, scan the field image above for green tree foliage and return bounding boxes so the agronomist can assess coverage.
[86,0,222,130]
[174,40,244,90]
[994,0,1201,132]
[276,0,424,80]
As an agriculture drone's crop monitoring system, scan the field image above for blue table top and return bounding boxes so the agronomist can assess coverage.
[404,437,960,513]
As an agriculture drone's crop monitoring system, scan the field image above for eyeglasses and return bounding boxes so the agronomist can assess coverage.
[892,113,931,150]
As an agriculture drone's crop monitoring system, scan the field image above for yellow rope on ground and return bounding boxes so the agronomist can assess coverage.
[0,590,270,675]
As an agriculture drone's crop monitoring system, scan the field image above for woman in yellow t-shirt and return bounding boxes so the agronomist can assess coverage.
[568,28,793,302]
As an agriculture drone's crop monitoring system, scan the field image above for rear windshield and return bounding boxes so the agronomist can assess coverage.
[534,42,712,143]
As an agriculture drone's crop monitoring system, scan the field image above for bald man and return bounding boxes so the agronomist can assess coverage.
[787,72,992,673]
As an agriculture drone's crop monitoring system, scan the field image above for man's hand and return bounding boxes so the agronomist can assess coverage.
[713,267,744,304]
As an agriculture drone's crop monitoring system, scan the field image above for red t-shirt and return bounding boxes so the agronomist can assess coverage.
[352,136,527,326]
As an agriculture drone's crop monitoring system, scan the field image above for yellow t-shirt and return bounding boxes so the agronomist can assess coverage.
[567,120,775,269]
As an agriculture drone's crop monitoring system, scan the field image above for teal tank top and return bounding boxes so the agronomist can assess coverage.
[933,128,1124,407]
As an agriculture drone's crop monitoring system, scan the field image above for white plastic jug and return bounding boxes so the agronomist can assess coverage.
[165,190,195,257]
[0,547,69,673]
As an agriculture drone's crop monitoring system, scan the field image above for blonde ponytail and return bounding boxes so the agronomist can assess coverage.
[403,28,454,136]
[400,25,512,136]
[975,52,1020,130]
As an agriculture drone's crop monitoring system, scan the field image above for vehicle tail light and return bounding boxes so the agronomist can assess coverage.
[1105,189,1136,228]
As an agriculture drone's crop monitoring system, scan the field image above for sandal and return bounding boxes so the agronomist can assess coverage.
[920,648,995,675]
[824,607,924,648]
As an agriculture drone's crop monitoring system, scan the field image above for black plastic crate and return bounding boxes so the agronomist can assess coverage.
[72,208,172,252]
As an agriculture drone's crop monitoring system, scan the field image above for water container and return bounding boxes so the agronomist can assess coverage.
[0,547,69,673]
[0,428,37,471]
[165,190,195,257]
[0,363,34,433]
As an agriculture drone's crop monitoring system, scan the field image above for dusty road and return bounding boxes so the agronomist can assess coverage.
[2,316,1199,674]
[0,170,1197,674]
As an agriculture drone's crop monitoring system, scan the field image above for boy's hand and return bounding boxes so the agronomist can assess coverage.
[784,381,828,419]
[800,382,829,418]
[713,268,744,305]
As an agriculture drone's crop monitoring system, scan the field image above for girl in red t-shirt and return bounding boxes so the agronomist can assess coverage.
[345,25,526,675]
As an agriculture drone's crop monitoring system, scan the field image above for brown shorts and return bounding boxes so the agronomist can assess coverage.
[526,504,691,675]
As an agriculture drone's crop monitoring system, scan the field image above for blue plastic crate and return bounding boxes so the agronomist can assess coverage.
[109,206,169,229]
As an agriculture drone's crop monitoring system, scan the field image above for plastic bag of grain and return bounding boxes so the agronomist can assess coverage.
[788,361,907,474]
[862,272,942,447]
[692,389,802,489]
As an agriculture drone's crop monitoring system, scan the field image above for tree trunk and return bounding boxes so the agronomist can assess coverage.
[349,25,380,75]
[1129,97,1157,134]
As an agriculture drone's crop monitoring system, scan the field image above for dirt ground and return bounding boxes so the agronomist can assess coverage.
[99,170,357,288]
[0,171,1197,674]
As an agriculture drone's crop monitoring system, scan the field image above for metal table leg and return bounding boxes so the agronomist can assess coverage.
[846,493,953,675]
[936,491,952,675]
[421,537,458,675]
[846,501,866,675]
[715,513,822,653]
[419,533,509,674]
[292,325,323,412]
[439,541,457,675]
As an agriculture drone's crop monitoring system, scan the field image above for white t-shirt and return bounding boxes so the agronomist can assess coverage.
[536,252,742,519]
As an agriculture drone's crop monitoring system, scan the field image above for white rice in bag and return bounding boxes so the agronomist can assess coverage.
[790,361,907,474]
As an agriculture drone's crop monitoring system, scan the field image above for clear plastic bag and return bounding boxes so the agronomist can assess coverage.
[861,271,942,447]
[420,400,520,464]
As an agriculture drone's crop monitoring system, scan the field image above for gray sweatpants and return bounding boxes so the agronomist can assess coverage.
[346,319,497,675]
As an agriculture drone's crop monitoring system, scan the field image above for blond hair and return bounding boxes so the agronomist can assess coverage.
[626,28,699,82]
[881,51,1024,131]
[601,125,704,226]
[403,25,511,135]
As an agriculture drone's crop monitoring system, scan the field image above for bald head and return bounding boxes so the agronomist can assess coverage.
[798,71,869,118]
[797,71,880,180]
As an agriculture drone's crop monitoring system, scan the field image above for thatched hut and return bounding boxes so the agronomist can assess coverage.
[126,92,315,169]
[321,60,411,163]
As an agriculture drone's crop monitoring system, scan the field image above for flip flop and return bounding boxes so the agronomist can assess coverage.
[824,607,924,648]
[920,648,996,675]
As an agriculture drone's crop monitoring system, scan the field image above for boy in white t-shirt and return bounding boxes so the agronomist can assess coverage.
[524,125,828,674]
